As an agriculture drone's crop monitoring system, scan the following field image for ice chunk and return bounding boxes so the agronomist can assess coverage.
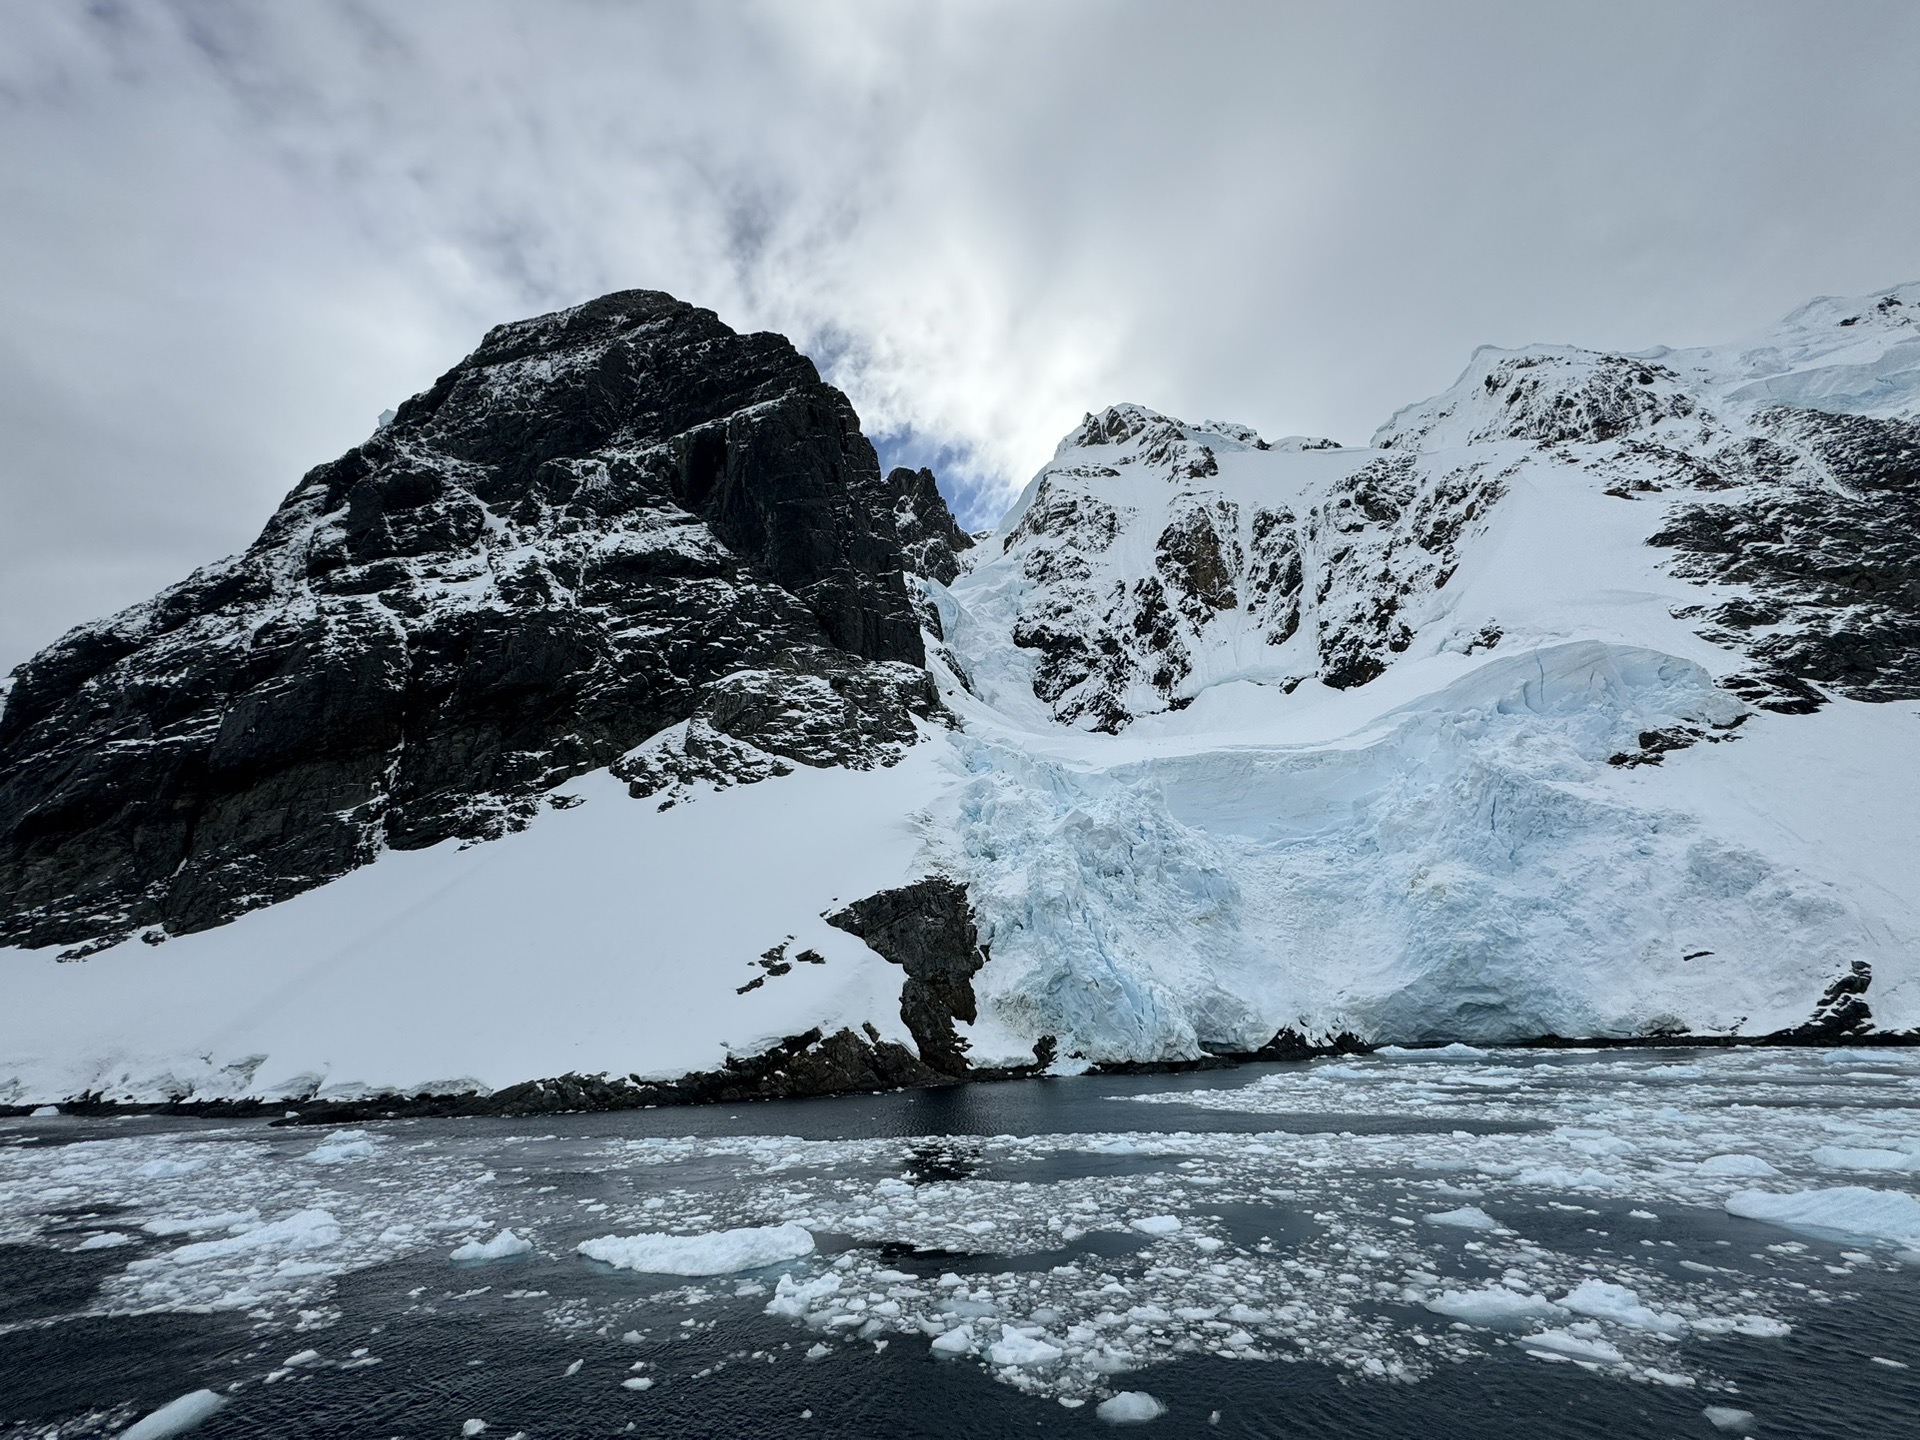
[1555,1279,1685,1335]
[930,1324,975,1355]
[158,1209,339,1264]
[1130,1215,1181,1236]
[1423,1205,1499,1230]
[28,1105,59,1118]
[143,1210,258,1236]
[1097,1391,1167,1424]
[138,1158,207,1179]
[307,1131,378,1164]
[621,1376,654,1389]
[989,1330,1064,1366]
[764,1270,842,1317]
[76,1231,132,1250]
[1702,1406,1758,1434]
[1809,1146,1919,1173]
[579,1223,815,1276]
[451,1229,532,1262]
[1523,1328,1624,1364]
[1376,1043,1489,1060]
[1726,1186,1920,1248]
[1691,1315,1790,1338]
[1424,1285,1563,1328]
[462,1423,486,1437]
[1697,1154,1780,1177]
[121,1389,229,1440]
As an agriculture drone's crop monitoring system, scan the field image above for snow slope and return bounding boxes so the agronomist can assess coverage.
[0,743,948,1105]
[2,283,1917,1102]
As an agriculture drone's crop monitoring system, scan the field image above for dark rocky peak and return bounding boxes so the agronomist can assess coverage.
[1062,403,1269,480]
[262,289,922,666]
[0,290,938,950]
[877,465,973,585]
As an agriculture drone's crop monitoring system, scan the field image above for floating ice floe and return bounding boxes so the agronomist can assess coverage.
[1096,1391,1167,1423]
[120,1388,228,1440]
[1725,1186,1920,1248]
[931,1324,975,1355]
[1522,1327,1625,1365]
[578,1223,816,1276]
[990,1329,1065,1367]
[1809,1146,1920,1173]
[1422,1205,1500,1230]
[155,1208,341,1265]
[1555,1279,1686,1336]
[451,1229,532,1262]
[1424,1285,1564,1328]
[306,1130,379,1164]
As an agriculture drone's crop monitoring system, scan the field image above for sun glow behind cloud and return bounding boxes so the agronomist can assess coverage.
[1,0,1917,667]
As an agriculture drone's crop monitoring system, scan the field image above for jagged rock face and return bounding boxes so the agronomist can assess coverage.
[1650,406,1920,709]
[826,876,984,1076]
[880,466,975,586]
[969,287,1920,732]
[981,404,1500,729]
[0,290,959,948]
[1375,286,1920,712]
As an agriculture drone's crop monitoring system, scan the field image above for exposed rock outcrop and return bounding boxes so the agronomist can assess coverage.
[827,875,985,1075]
[878,465,975,586]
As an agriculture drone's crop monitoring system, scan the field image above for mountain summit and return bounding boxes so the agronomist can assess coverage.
[0,292,963,950]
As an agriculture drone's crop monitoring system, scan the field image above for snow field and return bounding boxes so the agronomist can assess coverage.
[0,748,943,1106]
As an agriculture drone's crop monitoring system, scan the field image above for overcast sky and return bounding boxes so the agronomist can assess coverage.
[3,1,1918,675]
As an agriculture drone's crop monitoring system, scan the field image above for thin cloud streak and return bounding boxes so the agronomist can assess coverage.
[2,0,1918,670]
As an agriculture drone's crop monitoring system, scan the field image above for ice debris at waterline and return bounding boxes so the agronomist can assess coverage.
[2,1046,1916,1418]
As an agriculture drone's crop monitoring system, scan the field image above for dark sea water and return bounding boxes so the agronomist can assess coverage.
[4,1050,1918,1438]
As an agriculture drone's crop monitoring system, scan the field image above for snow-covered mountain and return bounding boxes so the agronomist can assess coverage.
[2,283,1916,1110]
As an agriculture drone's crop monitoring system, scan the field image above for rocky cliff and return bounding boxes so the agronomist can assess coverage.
[0,291,965,950]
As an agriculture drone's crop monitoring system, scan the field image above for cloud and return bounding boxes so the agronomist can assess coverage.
[2,0,1918,669]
